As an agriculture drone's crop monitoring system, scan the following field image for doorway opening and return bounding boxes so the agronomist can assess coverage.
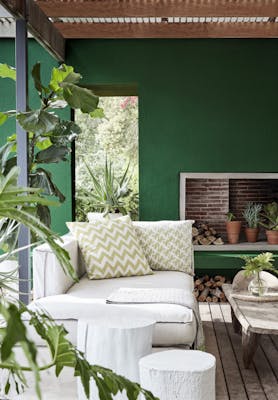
[74,96,139,221]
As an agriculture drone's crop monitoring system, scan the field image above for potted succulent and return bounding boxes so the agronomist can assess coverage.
[259,202,278,244]
[226,212,242,244]
[242,202,262,243]
[241,252,278,296]
[80,159,139,221]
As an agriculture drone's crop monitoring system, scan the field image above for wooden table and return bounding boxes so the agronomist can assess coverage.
[223,283,278,369]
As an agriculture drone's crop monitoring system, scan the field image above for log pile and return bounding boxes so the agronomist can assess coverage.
[194,275,228,303]
[192,222,224,245]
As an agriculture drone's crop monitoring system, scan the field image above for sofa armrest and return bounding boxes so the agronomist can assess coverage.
[32,233,84,300]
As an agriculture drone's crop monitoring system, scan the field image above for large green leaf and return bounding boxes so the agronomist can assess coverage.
[31,62,46,95]
[90,107,105,119]
[0,112,7,126]
[0,63,16,80]
[49,64,81,93]
[30,168,66,202]
[35,145,69,164]
[17,110,59,135]
[62,83,99,113]
[50,120,81,145]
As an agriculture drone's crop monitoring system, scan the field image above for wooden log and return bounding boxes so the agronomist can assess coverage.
[196,234,204,241]
[213,237,224,245]
[193,239,199,245]
[206,296,213,302]
[212,296,219,303]
[214,275,226,283]
[210,228,217,235]
[195,277,205,286]
[210,287,223,298]
[199,237,211,245]
[203,274,210,282]
[193,288,199,298]
[198,287,210,302]
[198,283,205,291]
[205,280,214,288]
[192,226,199,237]
[207,235,217,242]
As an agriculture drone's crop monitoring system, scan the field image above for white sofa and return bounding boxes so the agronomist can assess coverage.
[29,234,197,347]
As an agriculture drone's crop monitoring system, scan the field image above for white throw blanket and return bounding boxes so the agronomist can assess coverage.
[106,287,204,350]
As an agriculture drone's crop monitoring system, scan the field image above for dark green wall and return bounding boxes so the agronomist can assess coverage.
[0,39,72,235]
[67,39,278,223]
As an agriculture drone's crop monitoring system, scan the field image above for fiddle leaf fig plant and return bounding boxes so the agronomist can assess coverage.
[0,62,102,227]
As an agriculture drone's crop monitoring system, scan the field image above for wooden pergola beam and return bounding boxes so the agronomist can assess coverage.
[38,0,278,18]
[55,22,278,39]
[0,0,65,61]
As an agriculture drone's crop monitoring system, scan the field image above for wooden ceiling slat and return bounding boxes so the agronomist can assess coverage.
[55,21,278,39]
[0,0,65,60]
[37,0,278,18]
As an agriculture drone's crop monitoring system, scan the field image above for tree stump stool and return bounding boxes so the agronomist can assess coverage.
[139,349,216,400]
[77,316,155,400]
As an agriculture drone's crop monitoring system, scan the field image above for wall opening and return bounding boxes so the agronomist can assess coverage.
[74,96,139,221]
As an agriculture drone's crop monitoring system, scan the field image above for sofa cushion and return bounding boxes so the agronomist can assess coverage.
[27,271,196,346]
[67,216,152,280]
[133,220,194,275]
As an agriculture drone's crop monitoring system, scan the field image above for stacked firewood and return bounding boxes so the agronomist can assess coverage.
[194,275,227,303]
[192,222,224,245]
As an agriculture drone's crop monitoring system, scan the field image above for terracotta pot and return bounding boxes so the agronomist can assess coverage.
[226,221,242,244]
[245,227,259,243]
[266,230,278,245]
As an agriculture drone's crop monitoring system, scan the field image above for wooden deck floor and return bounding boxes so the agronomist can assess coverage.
[199,303,278,400]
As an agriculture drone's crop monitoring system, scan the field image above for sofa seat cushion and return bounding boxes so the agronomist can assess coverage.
[28,271,196,346]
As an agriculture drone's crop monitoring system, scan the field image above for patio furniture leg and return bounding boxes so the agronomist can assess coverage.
[231,308,241,334]
[242,329,261,369]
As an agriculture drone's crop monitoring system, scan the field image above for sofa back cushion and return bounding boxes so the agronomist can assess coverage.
[133,220,194,275]
[67,216,152,280]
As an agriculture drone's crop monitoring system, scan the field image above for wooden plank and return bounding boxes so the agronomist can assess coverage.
[55,21,278,39]
[209,304,248,400]
[260,336,278,380]
[37,0,278,18]
[253,345,278,400]
[220,304,268,400]
[0,0,65,61]
[199,304,229,400]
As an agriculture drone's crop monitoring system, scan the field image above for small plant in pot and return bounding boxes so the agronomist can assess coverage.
[241,252,278,296]
[226,212,242,244]
[242,202,262,243]
[259,201,278,244]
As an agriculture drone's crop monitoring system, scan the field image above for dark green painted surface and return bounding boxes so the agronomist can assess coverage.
[0,39,71,235]
[67,39,278,271]
[67,39,278,220]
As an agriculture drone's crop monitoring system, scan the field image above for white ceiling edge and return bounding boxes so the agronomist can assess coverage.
[0,5,12,17]
[0,20,33,38]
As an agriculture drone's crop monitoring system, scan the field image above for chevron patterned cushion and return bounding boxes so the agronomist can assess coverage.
[133,220,194,275]
[67,217,152,280]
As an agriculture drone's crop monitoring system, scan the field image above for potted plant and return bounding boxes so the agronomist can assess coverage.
[259,201,278,244]
[80,159,139,221]
[242,202,262,243]
[226,212,242,244]
[241,252,278,296]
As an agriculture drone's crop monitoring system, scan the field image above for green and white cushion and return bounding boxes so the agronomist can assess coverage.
[133,220,194,275]
[67,216,152,280]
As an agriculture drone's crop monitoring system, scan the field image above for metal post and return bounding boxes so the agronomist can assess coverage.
[16,17,30,304]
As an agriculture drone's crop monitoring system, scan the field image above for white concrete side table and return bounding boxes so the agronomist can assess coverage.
[77,316,155,400]
[139,349,216,400]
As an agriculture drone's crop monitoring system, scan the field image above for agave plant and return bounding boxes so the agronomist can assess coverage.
[242,202,262,228]
[80,159,138,217]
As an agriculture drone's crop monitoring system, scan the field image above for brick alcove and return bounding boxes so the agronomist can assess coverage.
[179,173,278,245]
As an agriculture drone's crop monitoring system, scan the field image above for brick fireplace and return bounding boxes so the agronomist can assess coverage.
[180,173,278,242]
